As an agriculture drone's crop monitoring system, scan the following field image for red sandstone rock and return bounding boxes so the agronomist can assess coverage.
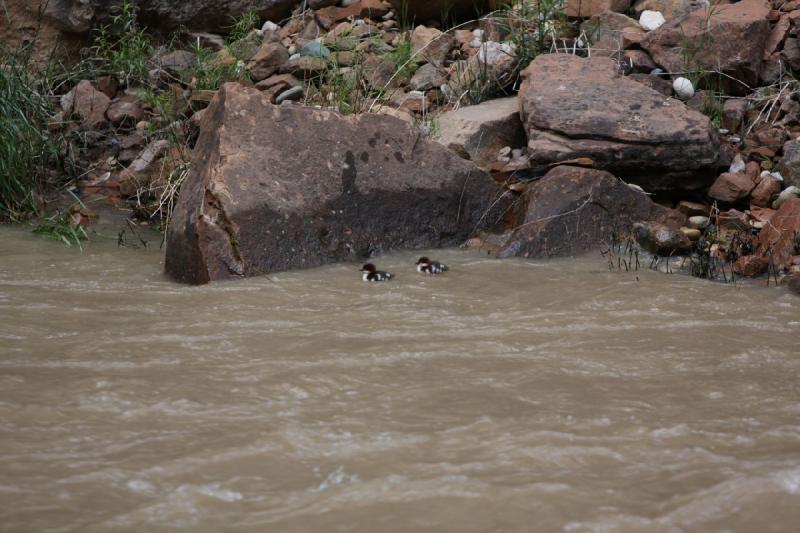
[498,166,685,259]
[63,80,110,129]
[751,174,783,207]
[756,197,800,270]
[518,54,718,193]
[734,255,769,276]
[566,0,631,18]
[641,0,771,94]
[708,173,756,203]
[106,94,144,126]
[164,83,500,284]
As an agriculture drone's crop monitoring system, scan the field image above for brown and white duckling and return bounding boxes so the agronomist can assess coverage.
[416,257,448,274]
[360,263,393,282]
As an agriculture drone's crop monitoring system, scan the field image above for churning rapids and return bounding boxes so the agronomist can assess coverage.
[1,225,799,532]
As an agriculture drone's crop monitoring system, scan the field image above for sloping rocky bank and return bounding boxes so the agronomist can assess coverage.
[8,0,799,292]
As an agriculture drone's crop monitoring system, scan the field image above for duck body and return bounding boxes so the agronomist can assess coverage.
[360,263,393,282]
[416,257,448,274]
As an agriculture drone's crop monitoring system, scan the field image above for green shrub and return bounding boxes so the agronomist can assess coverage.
[90,1,154,86]
[0,48,58,220]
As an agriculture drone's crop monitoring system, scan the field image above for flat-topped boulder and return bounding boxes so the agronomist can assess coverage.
[518,54,719,192]
[165,83,500,284]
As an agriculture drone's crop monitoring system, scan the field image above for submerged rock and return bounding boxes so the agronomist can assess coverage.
[518,54,718,193]
[633,221,693,256]
[499,166,684,259]
[165,83,500,284]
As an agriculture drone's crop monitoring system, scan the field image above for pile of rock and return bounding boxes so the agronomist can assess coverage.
[22,0,799,291]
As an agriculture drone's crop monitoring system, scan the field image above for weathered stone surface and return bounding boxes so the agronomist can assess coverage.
[409,63,447,91]
[641,0,771,95]
[621,50,657,73]
[165,83,500,284]
[677,200,708,217]
[316,0,391,29]
[280,56,327,78]
[756,197,800,270]
[0,0,90,65]
[411,25,454,65]
[118,139,173,197]
[498,166,684,259]
[566,0,632,18]
[777,139,800,187]
[627,73,673,96]
[708,172,756,203]
[519,54,718,192]
[733,255,769,276]
[248,42,289,81]
[787,272,800,296]
[634,221,693,255]
[581,12,646,53]
[387,0,492,23]
[774,186,800,209]
[101,0,298,33]
[435,97,525,169]
[721,98,747,133]
[159,50,198,73]
[62,80,111,129]
[751,174,782,208]
[632,0,694,21]
[106,94,145,126]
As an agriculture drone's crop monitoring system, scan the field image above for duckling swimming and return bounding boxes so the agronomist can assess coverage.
[360,263,393,282]
[416,257,448,274]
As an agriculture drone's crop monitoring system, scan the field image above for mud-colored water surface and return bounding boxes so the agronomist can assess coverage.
[1,226,799,532]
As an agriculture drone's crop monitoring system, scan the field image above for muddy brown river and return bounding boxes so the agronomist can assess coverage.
[1,225,799,532]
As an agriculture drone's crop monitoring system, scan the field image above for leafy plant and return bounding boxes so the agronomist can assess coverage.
[90,1,154,86]
[189,45,245,90]
[33,210,88,248]
[386,36,418,79]
[228,11,260,43]
[310,56,372,115]
[499,0,565,74]
[0,46,60,220]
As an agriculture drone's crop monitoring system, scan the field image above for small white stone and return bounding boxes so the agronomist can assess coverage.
[673,77,695,100]
[289,53,301,61]
[773,186,800,209]
[729,155,746,174]
[640,10,666,31]
[688,216,710,230]
[287,45,297,55]
[261,20,279,32]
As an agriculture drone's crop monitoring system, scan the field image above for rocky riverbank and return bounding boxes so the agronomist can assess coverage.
[3,0,799,294]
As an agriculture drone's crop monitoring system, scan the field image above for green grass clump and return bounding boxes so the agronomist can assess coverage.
[228,11,260,43]
[33,210,88,248]
[0,48,59,221]
[500,0,565,73]
[90,1,154,86]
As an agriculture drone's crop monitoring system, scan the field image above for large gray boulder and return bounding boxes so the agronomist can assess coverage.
[518,54,719,193]
[165,83,500,284]
[499,166,684,259]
